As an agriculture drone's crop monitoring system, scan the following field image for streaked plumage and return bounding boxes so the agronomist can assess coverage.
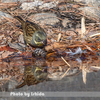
[14,16,47,47]
[16,66,47,89]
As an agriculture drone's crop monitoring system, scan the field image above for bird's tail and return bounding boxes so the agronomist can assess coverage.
[14,16,25,24]
[16,81,26,89]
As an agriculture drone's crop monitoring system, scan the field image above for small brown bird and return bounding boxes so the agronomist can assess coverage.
[14,16,47,47]
[16,65,47,89]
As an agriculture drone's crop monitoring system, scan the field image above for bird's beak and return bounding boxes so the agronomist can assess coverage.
[42,39,47,45]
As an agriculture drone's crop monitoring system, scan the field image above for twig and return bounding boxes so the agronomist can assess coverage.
[81,16,86,38]
[61,56,71,78]
[0,76,11,81]
[57,33,61,42]
[89,33,100,38]
[61,68,70,78]
[2,16,14,23]
[82,65,87,84]
[61,56,71,67]
[84,45,93,52]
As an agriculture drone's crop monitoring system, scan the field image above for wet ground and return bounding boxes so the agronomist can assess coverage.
[1,69,100,100]
[0,42,100,100]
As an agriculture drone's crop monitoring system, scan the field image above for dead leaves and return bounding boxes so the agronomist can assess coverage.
[0,0,99,88]
[45,42,68,51]
[0,2,21,9]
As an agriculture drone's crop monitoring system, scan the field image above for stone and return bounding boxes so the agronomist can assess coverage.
[79,7,100,21]
[74,0,100,21]
[74,0,100,7]
[32,13,59,25]
[39,1,58,9]
[20,1,43,10]
[20,1,58,10]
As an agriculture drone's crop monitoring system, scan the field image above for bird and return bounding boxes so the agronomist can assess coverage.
[14,16,47,47]
[16,65,48,89]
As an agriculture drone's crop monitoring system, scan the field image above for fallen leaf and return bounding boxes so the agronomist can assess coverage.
[0,51,14,59]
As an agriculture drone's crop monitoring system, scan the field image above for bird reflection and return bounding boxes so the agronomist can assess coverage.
[16,65,48,89]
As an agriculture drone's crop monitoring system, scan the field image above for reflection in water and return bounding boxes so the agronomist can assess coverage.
[16,65,48,89]
[0,57,48,90]
[0,50,100,90]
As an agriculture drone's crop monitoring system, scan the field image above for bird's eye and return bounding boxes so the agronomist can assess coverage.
[37,37,41,42]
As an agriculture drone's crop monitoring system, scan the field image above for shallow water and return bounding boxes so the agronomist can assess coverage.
[0,54,100,91]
